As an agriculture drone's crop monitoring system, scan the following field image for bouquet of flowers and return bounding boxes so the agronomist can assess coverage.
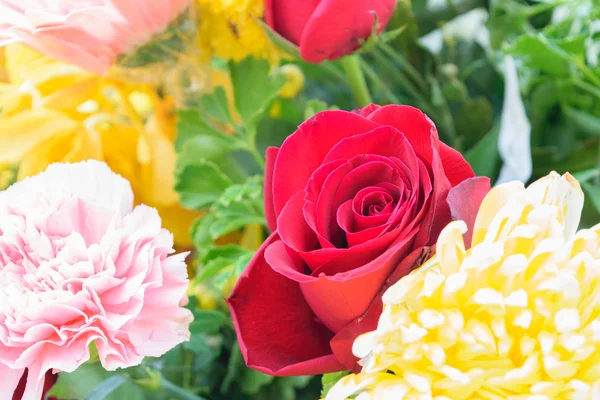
[1,1,600,399]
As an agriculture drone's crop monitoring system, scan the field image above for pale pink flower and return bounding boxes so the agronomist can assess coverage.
[0,0,192,73]
[0,160,193,400]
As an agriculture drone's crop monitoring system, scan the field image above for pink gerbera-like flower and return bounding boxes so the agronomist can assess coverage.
[0,0,192,73]
[0,161,193,400]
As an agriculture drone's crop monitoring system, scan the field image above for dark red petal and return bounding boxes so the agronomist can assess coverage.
[413,137,452,247]
[447,176,491,248]
[264,146,279,232]
[322,125,412,165]
[365,105,439,168]
[330,247,434,371]
[299,0,397,62]
[438,143,475,187]
[301,232,416,332]
[265,0,321,45]
[337,200,390,248]
[227,234,343,376]
[272,110,379,217]
[318,159,400,245]
[278,192,320,254]
[355,104,381,117]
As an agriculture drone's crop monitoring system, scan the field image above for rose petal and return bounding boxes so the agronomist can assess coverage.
[278,192,320,254]
[447,176,491,248]
[322,125,412,165]
[264,146,279,232]
[227,234,344,376]
[438,143,476,187]
[318,158,401,246]
[299,0,396,62]
[265,0,321,45]
[272,111,379,217]
[365,105,439,170]
[302,233,416,332]
[330,247,433,371]
[337,200,391,248]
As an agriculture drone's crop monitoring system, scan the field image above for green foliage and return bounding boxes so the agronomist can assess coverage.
[49,364,147,400]
[321,372,351,398]
[175,159,233,210]
[230,58,285,124]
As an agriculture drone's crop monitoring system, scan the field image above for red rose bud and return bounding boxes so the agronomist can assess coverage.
[264,0,397,63]
[227,105,490,376]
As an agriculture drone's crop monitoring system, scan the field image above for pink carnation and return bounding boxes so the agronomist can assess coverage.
[0,161,193,400]
[0,0,192,73]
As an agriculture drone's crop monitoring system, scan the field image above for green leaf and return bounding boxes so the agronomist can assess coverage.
[202,244,252,263]
[84,375,128,400]
[221,341,245,394]
[189,310,227,334]
[196,244,253,282]
[573,168,600,183]
[199,86,235,126]
[281,376,313,389]
[240,369,274,394]
[206,176,266,239]
[455,97,494,150]
[565,107,600,138]
[582,180,600,214]
[254,18,301,59]
[321,371,351,398]
[465,124,501,179]
[191,213,216,254]
[175,109,236,152]
[507,34,573,76]
[304,99,339,120]
[184,333,214,357]
[196,257,234,282]
[175,159,233,210]
[230,57,286,124]
[48,364,145,400]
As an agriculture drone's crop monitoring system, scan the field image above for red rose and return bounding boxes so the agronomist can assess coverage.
[12,370,57,400]
[227,105,490,375]
[265,0,397,63]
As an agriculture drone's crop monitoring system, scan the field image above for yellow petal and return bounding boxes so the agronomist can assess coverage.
[139,115,179,206]
[18,125,102,179]
[4,44,87,87]
[0,108,80,163]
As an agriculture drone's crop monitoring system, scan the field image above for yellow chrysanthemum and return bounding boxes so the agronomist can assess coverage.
[197,0,281,63]
[0,44,200,247]
[325,172,600,400]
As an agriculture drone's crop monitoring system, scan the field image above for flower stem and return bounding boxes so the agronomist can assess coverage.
[340,55,372,107]
[249,144,266,170]
[162,379,208,400]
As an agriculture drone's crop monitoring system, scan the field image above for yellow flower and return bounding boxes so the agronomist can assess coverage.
[197,0,281,63]
[0,44,199,247]
[325,172,600,400]
[278,64,305,99]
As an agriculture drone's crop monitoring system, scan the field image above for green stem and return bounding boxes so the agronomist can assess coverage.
[162,379,208,400]
[360,59,404,104]
[372,49,437,117]
[182,351,193,389]
[243,126,266,171]
[379,43,427,93]
[248,144,266,170]
[319,61,347,82]
[340,54,373,107]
